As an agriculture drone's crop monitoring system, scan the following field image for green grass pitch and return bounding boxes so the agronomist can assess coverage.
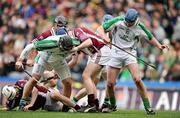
[0,109,180,118]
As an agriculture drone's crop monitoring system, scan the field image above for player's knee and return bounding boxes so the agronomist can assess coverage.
[30,76,40,85]
[32,74,40,81]
[63,81,71,87]
[31,80,37,86]
[134,77,141,84]
[82,72,90,80]
[62,79,72,88]
[50,91,58,99]
[50,92,55,99]
[107,81,115,88]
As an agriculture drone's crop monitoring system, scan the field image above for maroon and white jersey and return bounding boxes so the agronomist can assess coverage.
[73,27,105,54]
[6,79,27,110]
[15,79,27,90]
[31,27,56,43]
[35,85,49,98]
[6,79,47,110]
[29,28,56,57]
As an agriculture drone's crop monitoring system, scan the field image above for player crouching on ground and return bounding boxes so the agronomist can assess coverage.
[1,71,80,112]
[23,70,81,112]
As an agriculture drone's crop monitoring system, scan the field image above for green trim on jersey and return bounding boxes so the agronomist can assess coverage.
[103,15,154,40]
[34,40,58,51]
[72,38,81,46]
[35,55,40,63]
[103,16,124,31]
[33,36,81,52]
[138,22,153,40]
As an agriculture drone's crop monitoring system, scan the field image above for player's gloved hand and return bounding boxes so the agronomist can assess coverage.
[26,59,34,67]
[15,59,24,71]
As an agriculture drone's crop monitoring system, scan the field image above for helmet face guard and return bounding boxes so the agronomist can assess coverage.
[59,36,73,51]
[125,20,136,26]
[54,16,68,27]
[2,85,17,100]
[61,44,73,51]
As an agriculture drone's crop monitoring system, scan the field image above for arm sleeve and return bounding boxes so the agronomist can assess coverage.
[74,28,89,42]
[103,16,124,31]
[19,43,35,60]
[33,39,58,51]
[72,38,81,46]
[31,30,53,43]
[138,22,154,40]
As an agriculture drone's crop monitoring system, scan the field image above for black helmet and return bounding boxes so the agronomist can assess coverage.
[54,16,68,27]
[59,36,73,51]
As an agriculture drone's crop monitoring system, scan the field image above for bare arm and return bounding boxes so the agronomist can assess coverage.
[0,95,8,111]
[149,37,162,49]
[149,37,169,51]
[67,53,79,69]
[50,89,76,107]
[71,38,93,52]
[19,43,35,61]
[16,43,35,69]
[23,87,38,111]
[26,49,38,67]
[96,26,110,44]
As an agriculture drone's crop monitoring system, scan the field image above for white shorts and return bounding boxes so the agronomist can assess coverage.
[88,46,111,66]
[32,54,71,81]
[108,49,137,68]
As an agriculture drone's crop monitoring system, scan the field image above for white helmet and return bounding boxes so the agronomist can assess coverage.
[2,85,17,100]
